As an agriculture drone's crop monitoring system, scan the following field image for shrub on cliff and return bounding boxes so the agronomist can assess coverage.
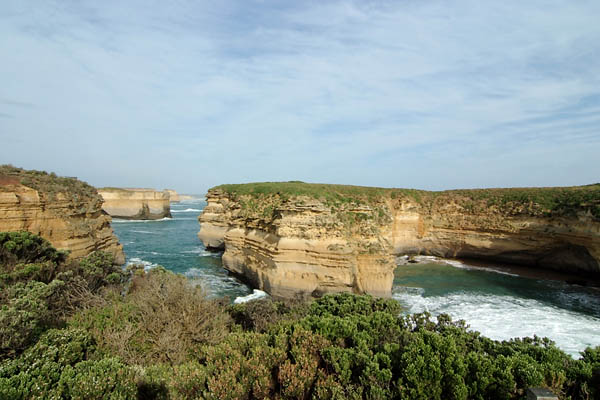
[0,328,136,400]
[227,297,309,333]
[0,232,127,360]
[0,164,98,200]
[69,267,232,366]
[0,231,67,268]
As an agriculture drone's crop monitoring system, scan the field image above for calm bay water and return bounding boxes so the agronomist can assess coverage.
[112,199,600,357]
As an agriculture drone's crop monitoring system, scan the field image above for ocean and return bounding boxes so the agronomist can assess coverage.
[112,198,600,358]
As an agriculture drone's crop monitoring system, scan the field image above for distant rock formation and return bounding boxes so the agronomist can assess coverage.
[98,188,172,220]
[165,189,180,203]
[0,166,125,264]
[198,182,600,299]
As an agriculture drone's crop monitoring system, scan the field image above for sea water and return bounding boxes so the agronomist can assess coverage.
[112,199,600,357]
[111,199,251,300]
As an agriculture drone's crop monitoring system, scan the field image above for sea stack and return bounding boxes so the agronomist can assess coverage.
[198,182,600,299]
[0,165,125,264]
[98,188,172,220]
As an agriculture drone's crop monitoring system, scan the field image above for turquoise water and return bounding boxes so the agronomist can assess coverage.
[111,200,600,357]
[111,199,251,300]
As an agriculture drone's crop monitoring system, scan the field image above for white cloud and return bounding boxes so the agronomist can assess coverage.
[0,0,599,192]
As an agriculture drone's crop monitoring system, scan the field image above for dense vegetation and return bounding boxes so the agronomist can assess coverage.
[0,164,98,200]
[214,182,600,220]
[1,231,599,399]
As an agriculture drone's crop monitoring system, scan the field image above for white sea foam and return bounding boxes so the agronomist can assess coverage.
[392,287,600,357]
[398,255,519,277]
[234,289,269,304]
[184,267,248,296]
[130,230,157,234]
[112,217,172,223]
[171,208,201,213]
[127,257,160,271]
[181,247,222,257]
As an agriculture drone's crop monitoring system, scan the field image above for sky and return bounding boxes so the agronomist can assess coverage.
[1,0,599,194]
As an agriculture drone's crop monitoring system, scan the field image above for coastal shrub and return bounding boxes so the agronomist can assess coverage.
[0,280,61,358]
[0,231,66,268]
[213,181,600,220]
[227,298,309,333]
[70,267,232,366]
[564,346,600,399]
[0,164,98,201]
[72,250,126,291]
[0,328,96,399]
[57,357,136,400]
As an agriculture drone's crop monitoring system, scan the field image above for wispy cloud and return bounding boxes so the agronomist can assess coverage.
[1,0,598,192]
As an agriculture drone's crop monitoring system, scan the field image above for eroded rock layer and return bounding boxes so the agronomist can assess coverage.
[198,183,600,299]
[0,167,124,264]
[98,188,172,220]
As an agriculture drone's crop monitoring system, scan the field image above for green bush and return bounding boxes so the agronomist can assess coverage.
[0,280,62,358]
[58,357,136,400]
[228,298,309,333]
[0,231,66,268]
[0,328,96,399]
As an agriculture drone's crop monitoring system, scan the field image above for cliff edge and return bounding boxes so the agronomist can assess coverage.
[98,188,172,220]
[0,165,125,264]
[198,182,600,299]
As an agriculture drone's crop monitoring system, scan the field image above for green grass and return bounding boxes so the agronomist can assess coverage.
[216,181,424,205]
[213,182,600,219]
[0,165,97,200]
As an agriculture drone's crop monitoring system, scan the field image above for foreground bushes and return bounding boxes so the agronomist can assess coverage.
[0,232,125,359]
[1,231,600,399]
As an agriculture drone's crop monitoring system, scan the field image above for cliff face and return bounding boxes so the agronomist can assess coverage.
[389,195,600,275]
[166,189,180,203]
[198,183,600,299]
[0,167,124,264]
[199,189,394,299]
[98,188,172,220]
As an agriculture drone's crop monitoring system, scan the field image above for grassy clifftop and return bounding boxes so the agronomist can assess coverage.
[0,165,97,200]
[214,181,600,219]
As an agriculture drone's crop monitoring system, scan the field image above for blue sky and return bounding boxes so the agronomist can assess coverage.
[1,0,599,194]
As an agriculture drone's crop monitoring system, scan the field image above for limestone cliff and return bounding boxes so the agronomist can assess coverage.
[166,189,180,203]
[0,166,124,264]
[198,182,600,299]
[98,188,172,220]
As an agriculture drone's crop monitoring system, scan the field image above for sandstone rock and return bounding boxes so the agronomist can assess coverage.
[165,189,180,203]
[98,188,171,220]
[198,184,600,299]
[0,167,124,264]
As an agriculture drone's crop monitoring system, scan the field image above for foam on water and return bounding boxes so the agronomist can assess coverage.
[127,257,160,271]
[184,267,250,297]
[234,289,269,304]
[171,208,201,213]
[399,255,519,277]
[393,286,600,357]
[181,247,222,257]
[112,217,172,223]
